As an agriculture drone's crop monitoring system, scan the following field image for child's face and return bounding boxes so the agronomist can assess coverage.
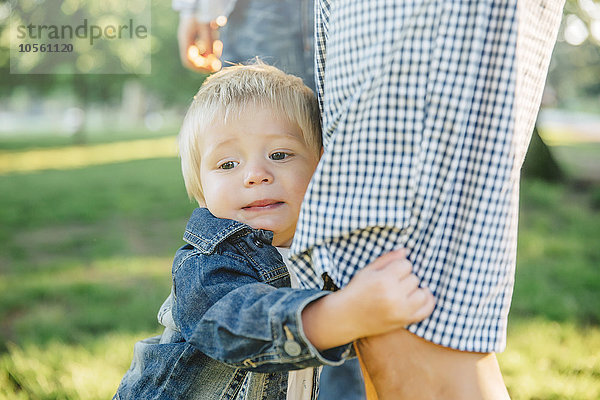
[199,105,321,247]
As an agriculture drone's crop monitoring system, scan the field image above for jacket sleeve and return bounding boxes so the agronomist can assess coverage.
[172,251,353,373]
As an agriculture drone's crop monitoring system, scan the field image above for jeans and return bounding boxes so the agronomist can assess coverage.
[319,358,365,400]
[220,0,315,91]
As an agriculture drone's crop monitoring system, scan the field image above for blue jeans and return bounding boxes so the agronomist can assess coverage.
[319,358,365,400]
[219,0,315,91]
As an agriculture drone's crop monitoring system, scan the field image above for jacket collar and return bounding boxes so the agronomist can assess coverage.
[184,208,272,254]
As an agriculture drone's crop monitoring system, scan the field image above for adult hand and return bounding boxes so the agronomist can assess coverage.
[177,14,222,73]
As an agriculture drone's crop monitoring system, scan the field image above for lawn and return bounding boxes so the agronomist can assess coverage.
[0,139,598,399]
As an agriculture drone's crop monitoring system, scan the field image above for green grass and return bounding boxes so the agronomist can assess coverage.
[512,179,600,325]
[500,319,600,400]
[496,179,600,400]
[0,127,178,152]
[0,145,599,399]
[550,143,600,183]
[0,156,194,399]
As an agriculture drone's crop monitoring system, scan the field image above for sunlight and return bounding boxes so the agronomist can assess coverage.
[0,137,177,175]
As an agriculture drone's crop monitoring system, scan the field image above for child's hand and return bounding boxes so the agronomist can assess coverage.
[301,249,435,351]
[339,249,435,338]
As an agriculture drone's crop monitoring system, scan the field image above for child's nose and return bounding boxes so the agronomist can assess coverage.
[244,165,273,187]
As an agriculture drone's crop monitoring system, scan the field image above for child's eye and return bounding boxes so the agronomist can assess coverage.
[219,161,238,170]
[270,152,290,161]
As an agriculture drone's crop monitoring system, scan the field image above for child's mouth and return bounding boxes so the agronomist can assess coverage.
[243,200,284,210]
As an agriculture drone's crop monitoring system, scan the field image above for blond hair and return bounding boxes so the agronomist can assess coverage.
[178,62,322,204]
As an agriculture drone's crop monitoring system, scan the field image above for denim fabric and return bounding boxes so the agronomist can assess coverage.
[220,0,315,91]
[114,208,351,400]
[318,358,365,400]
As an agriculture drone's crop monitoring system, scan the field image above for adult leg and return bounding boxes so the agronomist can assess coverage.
[220,0,315,91]
[346,2,565,398]
[356,329,510,400]
[293,1,564,398]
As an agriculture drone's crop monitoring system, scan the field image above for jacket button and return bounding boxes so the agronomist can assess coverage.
[284,340,302,356]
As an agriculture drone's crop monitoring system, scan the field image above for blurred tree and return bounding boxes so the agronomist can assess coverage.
[547,0,600,112]
[565,0,600,46]
[0,0,206,136]
[522,126,564,182]
[1,0,598,153]
[523,0,599,180]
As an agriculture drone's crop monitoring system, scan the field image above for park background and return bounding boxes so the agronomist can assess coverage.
[1,0,599,398]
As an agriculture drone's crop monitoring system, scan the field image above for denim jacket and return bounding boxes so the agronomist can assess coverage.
[114,208,351,400]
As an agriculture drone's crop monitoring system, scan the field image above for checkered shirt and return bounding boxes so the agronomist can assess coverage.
[290,0,564,353]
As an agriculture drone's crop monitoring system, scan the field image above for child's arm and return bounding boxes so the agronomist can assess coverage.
[173,249,342,372]
[301,249,435,351]
[173,247,433,373]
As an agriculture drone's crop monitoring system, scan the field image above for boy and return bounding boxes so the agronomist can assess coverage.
[114,63,435,400]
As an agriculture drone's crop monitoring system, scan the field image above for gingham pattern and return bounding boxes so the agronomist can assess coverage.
[290,0,563,352]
